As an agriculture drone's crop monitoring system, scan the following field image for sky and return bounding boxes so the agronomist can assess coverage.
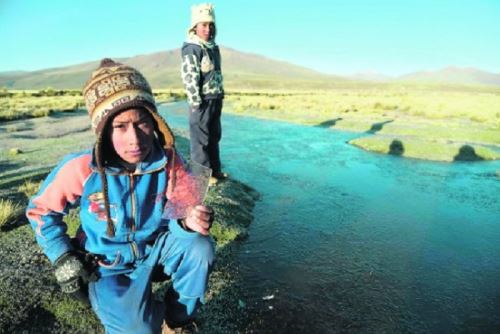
[1,0,499,76]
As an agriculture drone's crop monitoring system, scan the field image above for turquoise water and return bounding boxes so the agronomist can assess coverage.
[160,103,500,333]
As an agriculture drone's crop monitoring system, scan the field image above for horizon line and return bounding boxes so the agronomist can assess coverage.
[1,46,500,78]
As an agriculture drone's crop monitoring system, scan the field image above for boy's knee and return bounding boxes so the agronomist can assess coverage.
[187,235,215,266]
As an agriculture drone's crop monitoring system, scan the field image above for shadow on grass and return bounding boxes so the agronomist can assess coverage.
[11,306,60,333]
[0,160,23,174]
[389,139,405,156]
[0,165,52,199]
[316,118,343,128]
[367,120,394,134]
[46,108,86,119]
[0,120,35,133]
[11,134,37,139]
[11,125,91,140]
[454,145,484,162]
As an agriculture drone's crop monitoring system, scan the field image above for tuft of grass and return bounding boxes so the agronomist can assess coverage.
[65,208,81,237]
[0,91,82,122]
[6,125,19,132]
[210,223,243,246]
[18,179,43,199]
[0,199,23,227]
[9,148,22,155]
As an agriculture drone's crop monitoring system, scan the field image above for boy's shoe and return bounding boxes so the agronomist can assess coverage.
[208,176,219,187]
[162,321,198,334]
[209,171,228,187]
[212,171,228,180]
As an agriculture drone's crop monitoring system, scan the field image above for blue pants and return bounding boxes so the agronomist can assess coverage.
[88,225,215,334]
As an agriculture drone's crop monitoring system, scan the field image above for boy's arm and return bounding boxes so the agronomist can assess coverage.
[181,44,203,111]
[26,154,92,263]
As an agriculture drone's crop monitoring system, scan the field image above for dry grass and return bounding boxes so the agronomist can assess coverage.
[0,199,23,227]
[18,179,43,199]
[0,89,185,122]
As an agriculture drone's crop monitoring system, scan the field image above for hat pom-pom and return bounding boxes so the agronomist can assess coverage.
[100,58,117,67]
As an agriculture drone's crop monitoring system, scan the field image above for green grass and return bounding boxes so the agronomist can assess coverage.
[209,223,241,246]
[41,295,101,331]
[65,209,81,237]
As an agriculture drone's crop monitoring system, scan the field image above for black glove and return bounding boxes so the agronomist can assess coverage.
[54,252,91,304]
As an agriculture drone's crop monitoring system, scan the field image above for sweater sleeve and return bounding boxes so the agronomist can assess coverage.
[181,44,203,109]
[26,153,92,263]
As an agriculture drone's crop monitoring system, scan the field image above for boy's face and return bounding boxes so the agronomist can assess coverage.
[195,22,214,41]
[110,108,154,164]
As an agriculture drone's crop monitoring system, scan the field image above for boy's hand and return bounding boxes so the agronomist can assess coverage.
[54,252,91,304]
[183,205,214,235]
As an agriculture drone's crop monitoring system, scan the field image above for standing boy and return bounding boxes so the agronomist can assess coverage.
[181,3,226,186]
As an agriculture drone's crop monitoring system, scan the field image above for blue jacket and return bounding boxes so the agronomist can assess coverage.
[27,141,200,274]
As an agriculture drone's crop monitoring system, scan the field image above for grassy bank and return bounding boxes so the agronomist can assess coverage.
[0,89,185,122]
[0,109,258,333]
[223,84,500,162]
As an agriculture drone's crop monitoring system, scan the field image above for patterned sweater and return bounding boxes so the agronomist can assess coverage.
[181,36,224,109]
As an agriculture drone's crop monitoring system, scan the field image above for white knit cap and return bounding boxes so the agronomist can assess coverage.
[190,3,216,30]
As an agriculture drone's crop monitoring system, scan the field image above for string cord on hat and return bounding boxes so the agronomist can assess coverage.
[95,135,115,237]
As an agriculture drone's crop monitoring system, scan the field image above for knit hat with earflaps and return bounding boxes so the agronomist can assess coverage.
[82,58,176,237]
[188,3,216,34]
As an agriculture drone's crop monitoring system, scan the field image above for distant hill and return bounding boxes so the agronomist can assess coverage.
[2,49,499,89]
[0,47,348,90]
[397,67,500,86]
[349,71,394,82]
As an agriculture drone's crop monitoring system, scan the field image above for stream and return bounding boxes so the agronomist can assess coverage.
[160,102,500,333]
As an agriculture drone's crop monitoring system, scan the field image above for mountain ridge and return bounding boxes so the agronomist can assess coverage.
[1,48,499,89]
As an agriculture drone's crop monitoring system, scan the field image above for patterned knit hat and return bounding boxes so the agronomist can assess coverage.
[82,58,176,237]
[189,3,216,32]
[83,58,174,147]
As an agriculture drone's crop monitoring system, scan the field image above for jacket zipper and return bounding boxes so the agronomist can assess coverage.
[125,163,169,260]
[129,174,139,259]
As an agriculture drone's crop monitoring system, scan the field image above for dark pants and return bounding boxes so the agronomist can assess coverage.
[189,99,222,174]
